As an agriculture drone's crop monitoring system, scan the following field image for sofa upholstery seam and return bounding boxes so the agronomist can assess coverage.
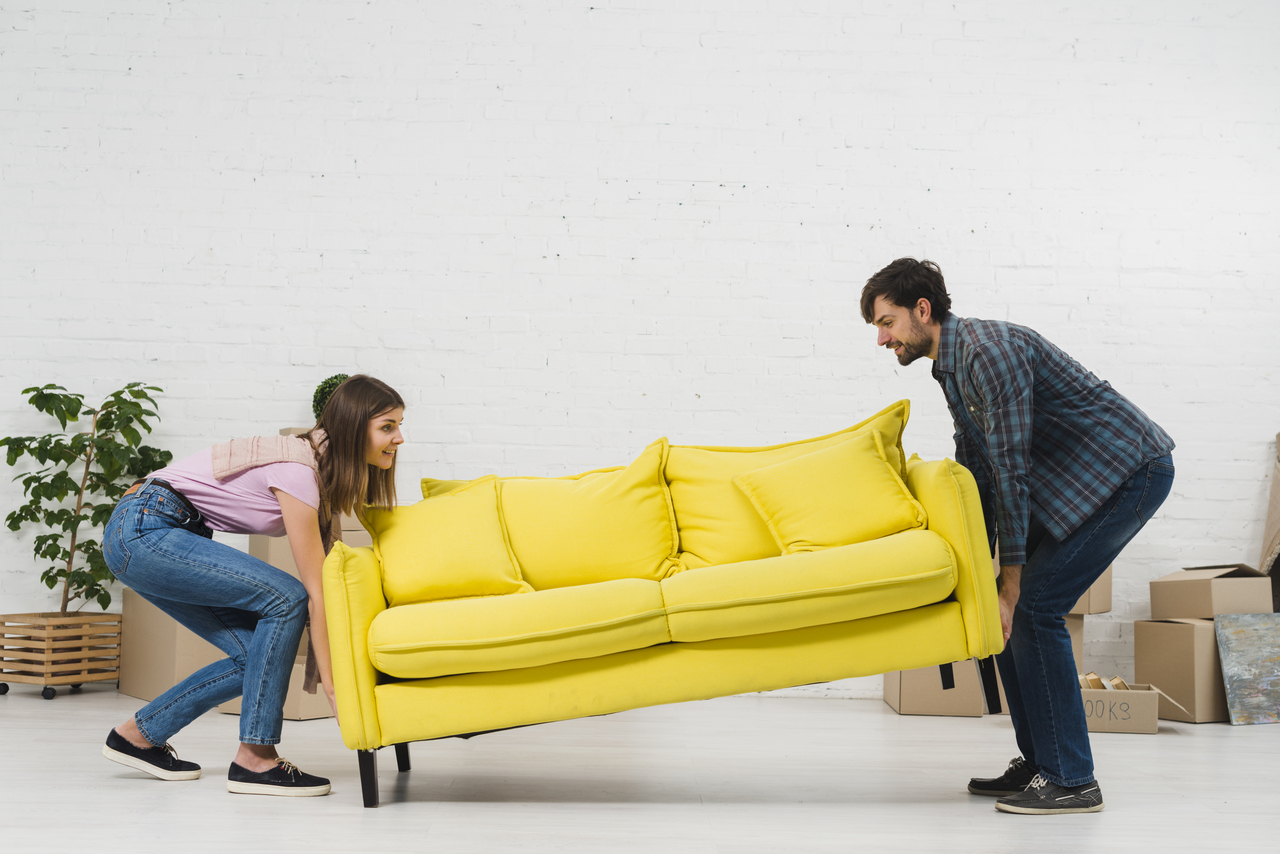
[373,607,671,651]
[662,564,956,614]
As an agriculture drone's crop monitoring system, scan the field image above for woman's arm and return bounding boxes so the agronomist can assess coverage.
[273,488,338,717]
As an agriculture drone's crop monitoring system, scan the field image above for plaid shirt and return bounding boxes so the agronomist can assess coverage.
[932,314,1174,565]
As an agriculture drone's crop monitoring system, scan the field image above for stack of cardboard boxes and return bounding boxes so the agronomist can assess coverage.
[1134,564,1273,723]
[1074,673,1168,734]
[118,517,371,721]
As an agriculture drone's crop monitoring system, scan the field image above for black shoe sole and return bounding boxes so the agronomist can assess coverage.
[102,744,201,781]
[968,783,1028,797]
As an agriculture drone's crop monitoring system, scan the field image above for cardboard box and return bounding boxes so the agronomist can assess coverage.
[118,588,224,702]
[883,660,985,716]
[1069,565,1113,615]
[1133,618,1228,723]
[229,517,370,721]
[120,591,331,721]
[246,518,371,579]
[1080,683,1162,734]
[119,525,363,719]
[1148,565,1273,620]
[1259,432,1279,584]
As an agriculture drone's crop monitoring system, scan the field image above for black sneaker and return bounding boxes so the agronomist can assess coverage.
[968,756,1035,796]
[227,759,331,797]
[102,728,201,781]
[995,774,1105,814]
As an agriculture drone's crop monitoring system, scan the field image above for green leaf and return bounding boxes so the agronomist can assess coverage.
[89,504,115,527]
[5,382,170,605]
[120,424,142,448]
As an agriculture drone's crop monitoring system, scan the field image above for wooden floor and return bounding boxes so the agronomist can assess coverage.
[1,682,1275,853]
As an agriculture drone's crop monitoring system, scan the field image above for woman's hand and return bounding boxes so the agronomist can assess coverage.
[274,488,341,728]
[323,682,340,725]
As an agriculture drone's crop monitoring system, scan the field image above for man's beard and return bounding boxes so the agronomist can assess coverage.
[893,318,931,365]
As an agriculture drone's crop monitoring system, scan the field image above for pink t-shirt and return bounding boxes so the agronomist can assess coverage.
[151,447,320,537]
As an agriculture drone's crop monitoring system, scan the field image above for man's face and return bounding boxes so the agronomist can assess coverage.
[872,296,932,366]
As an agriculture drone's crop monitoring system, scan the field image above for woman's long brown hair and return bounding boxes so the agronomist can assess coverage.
[300,374,404,546]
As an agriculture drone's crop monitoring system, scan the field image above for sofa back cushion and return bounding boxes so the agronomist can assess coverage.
[364,476,533,606]
[497,439,681,589]
[732,429,926,554]
[664,400,910,569]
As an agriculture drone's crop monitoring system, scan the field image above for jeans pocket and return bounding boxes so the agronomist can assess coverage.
[135,495,190,533]
[103,517,132,577]
[1135,462,1175,525]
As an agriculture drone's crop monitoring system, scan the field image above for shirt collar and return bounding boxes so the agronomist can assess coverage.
[932,313,961,378]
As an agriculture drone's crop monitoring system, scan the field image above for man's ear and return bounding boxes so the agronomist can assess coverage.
[915,297,933,324]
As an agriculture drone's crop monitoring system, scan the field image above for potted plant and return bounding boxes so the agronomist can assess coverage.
[0,383,171,699]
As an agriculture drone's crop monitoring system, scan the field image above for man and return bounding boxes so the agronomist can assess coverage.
[861,258,1174,815]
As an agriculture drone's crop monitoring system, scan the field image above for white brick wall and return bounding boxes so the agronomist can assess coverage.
[3,1,1279,698]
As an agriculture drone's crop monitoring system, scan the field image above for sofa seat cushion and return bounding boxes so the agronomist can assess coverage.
[660,528,957,643]
[368,578,671,679]
[665,400,910,569]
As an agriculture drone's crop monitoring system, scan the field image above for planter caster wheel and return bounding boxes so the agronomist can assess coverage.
[70,684,83,691]
[0,683,8,695]
[42,687,57,700]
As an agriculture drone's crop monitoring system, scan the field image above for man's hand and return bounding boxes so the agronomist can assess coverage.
[998,564,1023,643]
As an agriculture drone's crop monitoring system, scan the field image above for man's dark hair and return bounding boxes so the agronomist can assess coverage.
[860,258,952,324]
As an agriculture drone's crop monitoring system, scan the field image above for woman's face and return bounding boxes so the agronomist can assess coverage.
[365,407,405,469]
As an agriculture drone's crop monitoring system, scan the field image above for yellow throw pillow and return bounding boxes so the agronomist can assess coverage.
[364,476,532,606]
[420,479,470,498]
[665,400,911,568]
[732,430,927,554]
[498,439,682,589]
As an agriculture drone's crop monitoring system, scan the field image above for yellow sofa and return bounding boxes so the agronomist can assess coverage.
[322,401,1002,807]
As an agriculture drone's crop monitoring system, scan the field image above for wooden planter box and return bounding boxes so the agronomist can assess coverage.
[0,612,122,698]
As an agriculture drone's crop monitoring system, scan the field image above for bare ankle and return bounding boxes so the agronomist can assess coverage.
[116,718,154,750]
[234,743,281,773]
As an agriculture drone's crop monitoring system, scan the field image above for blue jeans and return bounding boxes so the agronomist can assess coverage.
[996,454,1174,787]
[102,480,308,746]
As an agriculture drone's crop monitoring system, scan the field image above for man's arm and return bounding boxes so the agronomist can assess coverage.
[967,340,1035,567]
[953,426,997,550]
[967,340,1036,642]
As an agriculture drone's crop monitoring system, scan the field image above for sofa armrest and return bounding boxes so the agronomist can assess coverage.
[905,456,1003,660]
[323,542,386,750]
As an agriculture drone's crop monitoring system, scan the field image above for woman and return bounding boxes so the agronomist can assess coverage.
[100,375,405,797]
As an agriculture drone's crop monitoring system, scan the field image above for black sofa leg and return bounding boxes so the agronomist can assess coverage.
[358,749,379,808]
[395,742,411,772]
[977,656,1003,714]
